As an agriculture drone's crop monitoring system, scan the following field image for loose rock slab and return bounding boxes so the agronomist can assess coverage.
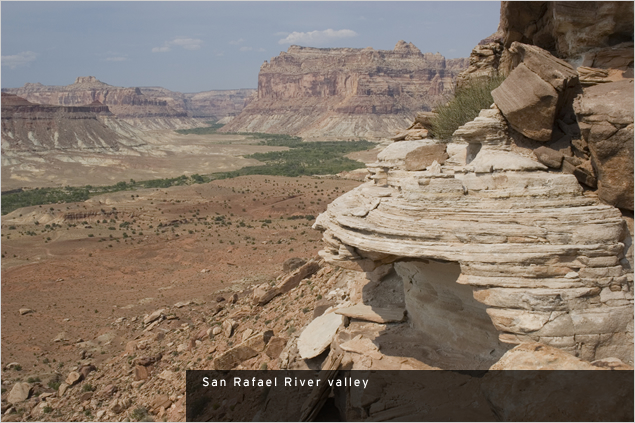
[335,304,406,324]
[297,313,345,359]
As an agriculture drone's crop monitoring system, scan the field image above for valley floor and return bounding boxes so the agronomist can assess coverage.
[0,176,361,375]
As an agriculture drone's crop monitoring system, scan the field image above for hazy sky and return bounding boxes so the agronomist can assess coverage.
[1,1,501,93]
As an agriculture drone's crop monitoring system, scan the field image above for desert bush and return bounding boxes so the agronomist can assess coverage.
[431,75,506,141]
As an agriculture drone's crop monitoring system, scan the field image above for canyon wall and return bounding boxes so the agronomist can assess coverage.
[220,41,468,140]
[4,77,256,125]
[1,93,144,153]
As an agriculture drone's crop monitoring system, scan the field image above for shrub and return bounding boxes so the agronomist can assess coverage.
[431,75,506,141]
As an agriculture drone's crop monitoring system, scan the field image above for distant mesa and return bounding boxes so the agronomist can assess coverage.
[220,41,469,140]
[2,77,255,125]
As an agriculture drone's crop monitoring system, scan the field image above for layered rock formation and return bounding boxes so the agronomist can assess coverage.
[1,93,144,153]
[181,89,256,120]
[314,107,633,364]
[3,77,203,130]
[220,42,468,140]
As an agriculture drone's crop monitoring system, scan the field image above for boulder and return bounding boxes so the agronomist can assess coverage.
[414,112,437,131]
[282,257,307,272]
[65,371,82,386]
[277,260,320,294]
[7,382,31,404]
[151,394,172,413]
[213,332,270,370]
[533,146,564,168]
[404,144,449,171]
[265,336,288,359]
[492,43,578,142]
[297,312,346,359]
[79,364,96,379]
[143,309,164,325]
[222,319,238,338]
[253,284,279,306]
[492,63,559,142]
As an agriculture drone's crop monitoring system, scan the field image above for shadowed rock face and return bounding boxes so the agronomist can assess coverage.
[498,1,634,60]
[220,42,469,140]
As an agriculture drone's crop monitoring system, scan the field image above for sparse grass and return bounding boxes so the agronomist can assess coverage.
[82,383,95,392]
[431,75,506,141]
[130,406,151,422]
[47,380,61,390]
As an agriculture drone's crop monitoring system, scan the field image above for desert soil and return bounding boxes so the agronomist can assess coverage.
[0,175,362,374]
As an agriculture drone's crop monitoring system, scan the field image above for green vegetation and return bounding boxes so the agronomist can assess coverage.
[217,134,375,178]
[130,406,150,422]
[1,131,375,215]
[431,75,506,141]
[1,175,212,215]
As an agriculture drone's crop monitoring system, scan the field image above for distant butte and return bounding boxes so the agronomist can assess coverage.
[220,41,469,140]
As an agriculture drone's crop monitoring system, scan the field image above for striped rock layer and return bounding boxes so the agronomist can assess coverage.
[314,119,633,363]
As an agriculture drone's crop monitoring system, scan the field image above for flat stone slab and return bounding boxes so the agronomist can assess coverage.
[298,313,345,359]
[335,304,406,323]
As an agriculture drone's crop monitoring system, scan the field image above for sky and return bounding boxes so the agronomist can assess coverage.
[1,1,502,93]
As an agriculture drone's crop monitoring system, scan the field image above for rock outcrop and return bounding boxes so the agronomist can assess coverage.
[498,1,634,61]
[220,42,468,140]
[314,105,633,364]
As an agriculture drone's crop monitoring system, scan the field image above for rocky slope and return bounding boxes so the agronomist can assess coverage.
[220,41,468,140]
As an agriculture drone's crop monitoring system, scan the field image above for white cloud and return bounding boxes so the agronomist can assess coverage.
[278,29,358,46]
[105,56,128,62]
[2,51,37,69]
[229,38,244,45]
[239,46,265,52]
[152,37,202,53]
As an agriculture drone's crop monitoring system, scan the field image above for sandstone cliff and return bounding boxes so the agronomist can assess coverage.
[220,42,469,140]
[1,93,144,153]
[3,77,203,130]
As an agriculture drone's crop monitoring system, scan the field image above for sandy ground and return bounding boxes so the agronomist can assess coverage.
[1,175,362,372]
[1,132,288,190]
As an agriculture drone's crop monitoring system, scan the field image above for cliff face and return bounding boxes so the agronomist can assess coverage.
[182,89,256,119]
[3,77,203,130]
[4,77,256,126]
[1,93,144,153]
[498,1,634,60]
[220,42,468,139]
